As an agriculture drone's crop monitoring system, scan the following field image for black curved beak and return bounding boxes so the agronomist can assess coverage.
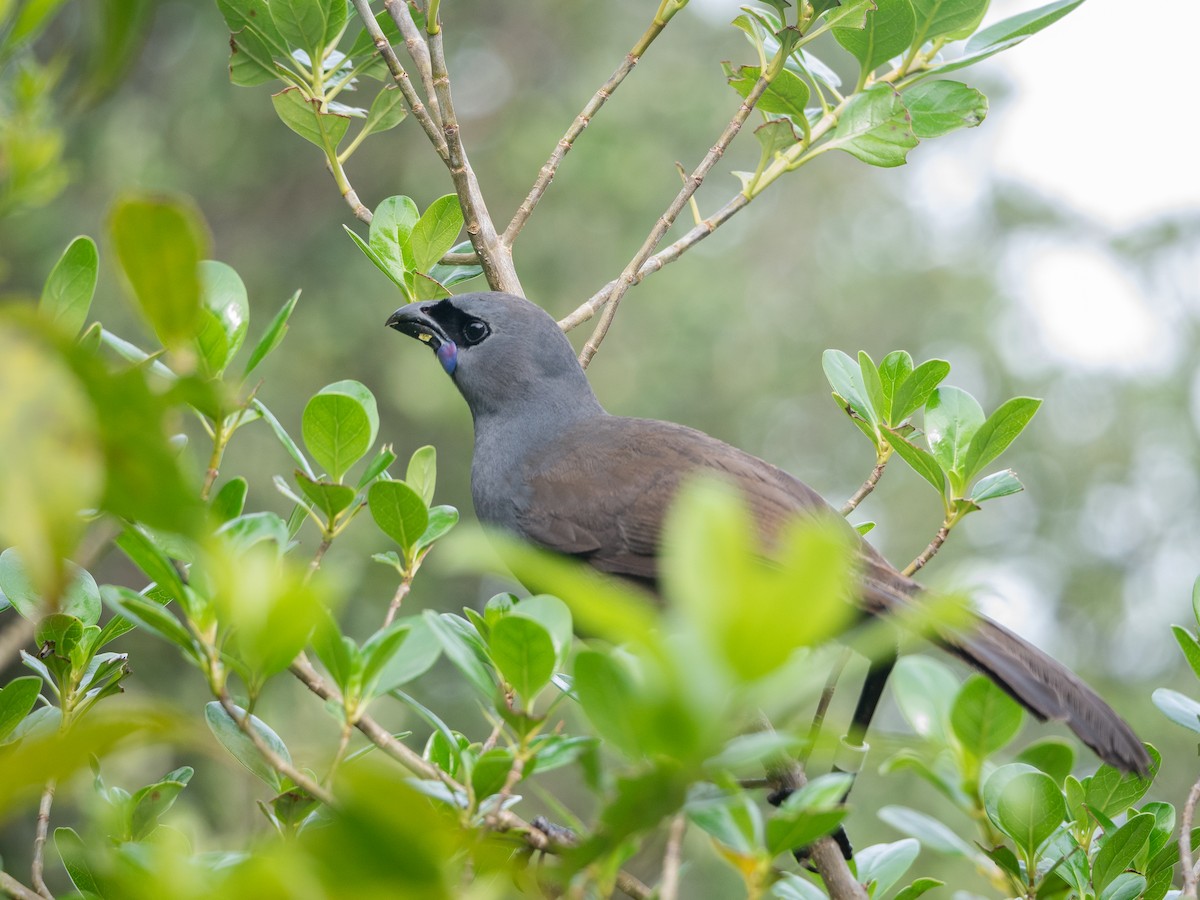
[386,302,447,350]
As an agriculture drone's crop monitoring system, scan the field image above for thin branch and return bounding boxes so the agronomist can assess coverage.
[659,813,687,900]
[903,519,952,577]
[216,692,334,806]
[349,0,449,160]
[0,617,35,671]
[615,871,653,900]
[841,448,892,517]
[425,10,521,294]
[503,9,678,245]
[0,873,41,900]
[326,156,372,224]
[383,0,441,123]
[440,250,479,266]
[306,537,333,583]
[382,573,412,628]
[558,192,749,332]
[1181,775,1200,898]
[577,69,773,368]
[30,781,54,899]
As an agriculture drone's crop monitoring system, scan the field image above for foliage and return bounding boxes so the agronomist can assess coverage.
[1,2,1190,900]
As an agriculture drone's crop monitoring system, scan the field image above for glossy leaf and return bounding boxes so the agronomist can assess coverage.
[1014,738,1074,783]
[858,351,887,429]
[989,769,1065,856]
[414,504,458,555]
[295,471,357,521]
[924,385,985,478]
[933,0,1085,76]
[887,432,946,495]
[204,701,290,792]
[1153,687,1200,734]
[411,194,465,274]
[488,615,556,702]
[271,87,350,151]
[1099,873,1148,900]
[109,195,209,352]
[194,260,250,376]
[877,350,913,423]
[302,380,378,481]
[368,480,429,557]
[725,63,810,121]
[950,674,1023,758]
[969,468,1024,502]
[854,838,920,897]
[892,358,950,421]
[891,655,958,740]
[824,85,917,168]
[39,236,98,337]
[833,0,916,76]
[822,348,874,423]
[370,195,420,281]
[961,396,1040,482]
[1092,812,1154,893]
[101,586,200,662]
[406,445,437,505]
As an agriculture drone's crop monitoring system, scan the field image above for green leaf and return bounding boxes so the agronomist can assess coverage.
[109,195,209,352]
[243,290,299,378]
[406,445,437,505]
[0,676,43,742]
[270,0,333,60]
[1153,687,1200,734]
[357,84,407,139]
[115,526,185,601]
[411,195,465,274]
[887,431,947,495]
[892,358,950,421]
[101,586,200,662]
[54,827,100,896]
[373,614,441,693]
[1192,576,1200,629]
[471,747,516,801]
[1014,738,1075,783]
[924,385,985,479]
[574,649,641,756]
[360,623,412,700]
[1099,873,1148,900]
[950,674,1023,758]
[510,594,573,660]
[877,351,913,425]
[195,261,250,377]
[39,236,98,337]
[427,240,484,289]
[227,24,280,86]
[302,380,378,481]
[368,480,429,558]
[855,838,920,896]
[909,0,990,43]
[413,505,458,556]
[932,0,1086,76]
[1173,625,1200,680]
[271,87,350,151]
[989,769,1065,857]
[858,351,887,429]
[824,85,917,168]
[1092,813,1154,892]
[216,0,287,53]
[833,0,916,77]
[767,806,847,858]
[962,396,1040,482]
[356,445,398,490]
[313,611,357,695]
[878,805,975,856]
[211,477,249,523]
[254,400,314,479]
[822,348,874,423]
[891,655,958,741]
[0,549,101,626]
[902,79,987,138]
[204,701,290,792]
[893,878,944,900]
[423,611,496,699]
[969,468,1024,502]
[725,63,811,121]
[371,195,420,280]
[130,767,193,840]
[294,471,357,521]
[488,615,556,703]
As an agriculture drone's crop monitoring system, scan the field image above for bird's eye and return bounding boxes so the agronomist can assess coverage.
[462,320,490,345]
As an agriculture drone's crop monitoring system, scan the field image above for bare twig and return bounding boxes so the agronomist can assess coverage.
[616,871,653,900]
[425,11,521,294]
[440,250,479,266]
[841,449,892,517]
[558,192,749,331]
[216,692,335,806]
[383,0,440,123]
[903,519,952,577]
[382,574,412,629]
[0,617,35,671]
[577,70,774,367]
[349,0,449,160]
[0,873,42,900]
[503,8,679,245]
[30,781,54,899]
[306,537,333,583]
[326,156,372,223]
[1181,775,1200,898]
[660,813,687,900]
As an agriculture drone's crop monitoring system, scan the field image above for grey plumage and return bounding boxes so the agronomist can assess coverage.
[386,291,1150,775]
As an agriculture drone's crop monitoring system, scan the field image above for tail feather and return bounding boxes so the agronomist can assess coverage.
[860,563,1150,775]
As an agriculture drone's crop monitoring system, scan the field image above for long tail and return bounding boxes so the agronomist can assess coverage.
[861,562,1150,775]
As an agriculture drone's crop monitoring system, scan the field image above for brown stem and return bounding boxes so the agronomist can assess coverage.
[217,692,334,806]
[0,873,42,900]
[426,15,522,294]
[383,0,441,123]
[326,156,372,224]
[559,191,750,332]
[577,72,772,368]
[503,13,673,246]
[382,573,412,629]
[840,447,892,517]
[349,0,449,160]
[306,536,333,583]
[903,518,952,577]
[659,814,687,900]
[0,617,35,671]
[30,781,55,899]
[1181,776,1200,898]
[616,871,653,900]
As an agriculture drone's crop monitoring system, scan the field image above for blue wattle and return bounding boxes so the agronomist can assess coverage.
[437,340,458,375]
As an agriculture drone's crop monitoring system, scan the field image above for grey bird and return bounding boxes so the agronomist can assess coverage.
[386,291,1150,775]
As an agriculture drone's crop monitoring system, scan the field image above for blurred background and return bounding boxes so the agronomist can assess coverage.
[1,0,1197,894]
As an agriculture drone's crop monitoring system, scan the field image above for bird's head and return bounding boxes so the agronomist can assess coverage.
[385,292,601,420]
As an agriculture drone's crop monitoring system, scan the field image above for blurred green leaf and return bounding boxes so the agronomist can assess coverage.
[271,87,350,151]
[891,655,958,741]
[303,380,378,481]
[423,611,496,698]
[878,805,975,856]
[243,290,300,378]
[470,747,516,801]
[54,826,100,896]
[373,615,441,693]
[686,785,762,857]
[903,80,988,138]
[39,236,98,337]
[195,261,250,377]
[950,674,1023,759]
[989,769,1065,857]
[0,548,101,625]
[574,649,641,756]
[204,701,289,792]
[115,526,186,602]
[109,195,209,353]
[854,838,920,896]
[368,480,429,558]
[488,615,556,703]
[411,194,464,274]
[360,623,412,701]
[510,594,573,660]
[962,396,1040,482]
[823,85,917,168]
[313,610,357,695]
[100,586,200,663]
[833,0,916,76]
[1092,812,1153,893]
[130,766,193,840]
[1014,738,1075,784]
[0,676,43,743]
[893,878,944,900]
[211,477,249,523]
